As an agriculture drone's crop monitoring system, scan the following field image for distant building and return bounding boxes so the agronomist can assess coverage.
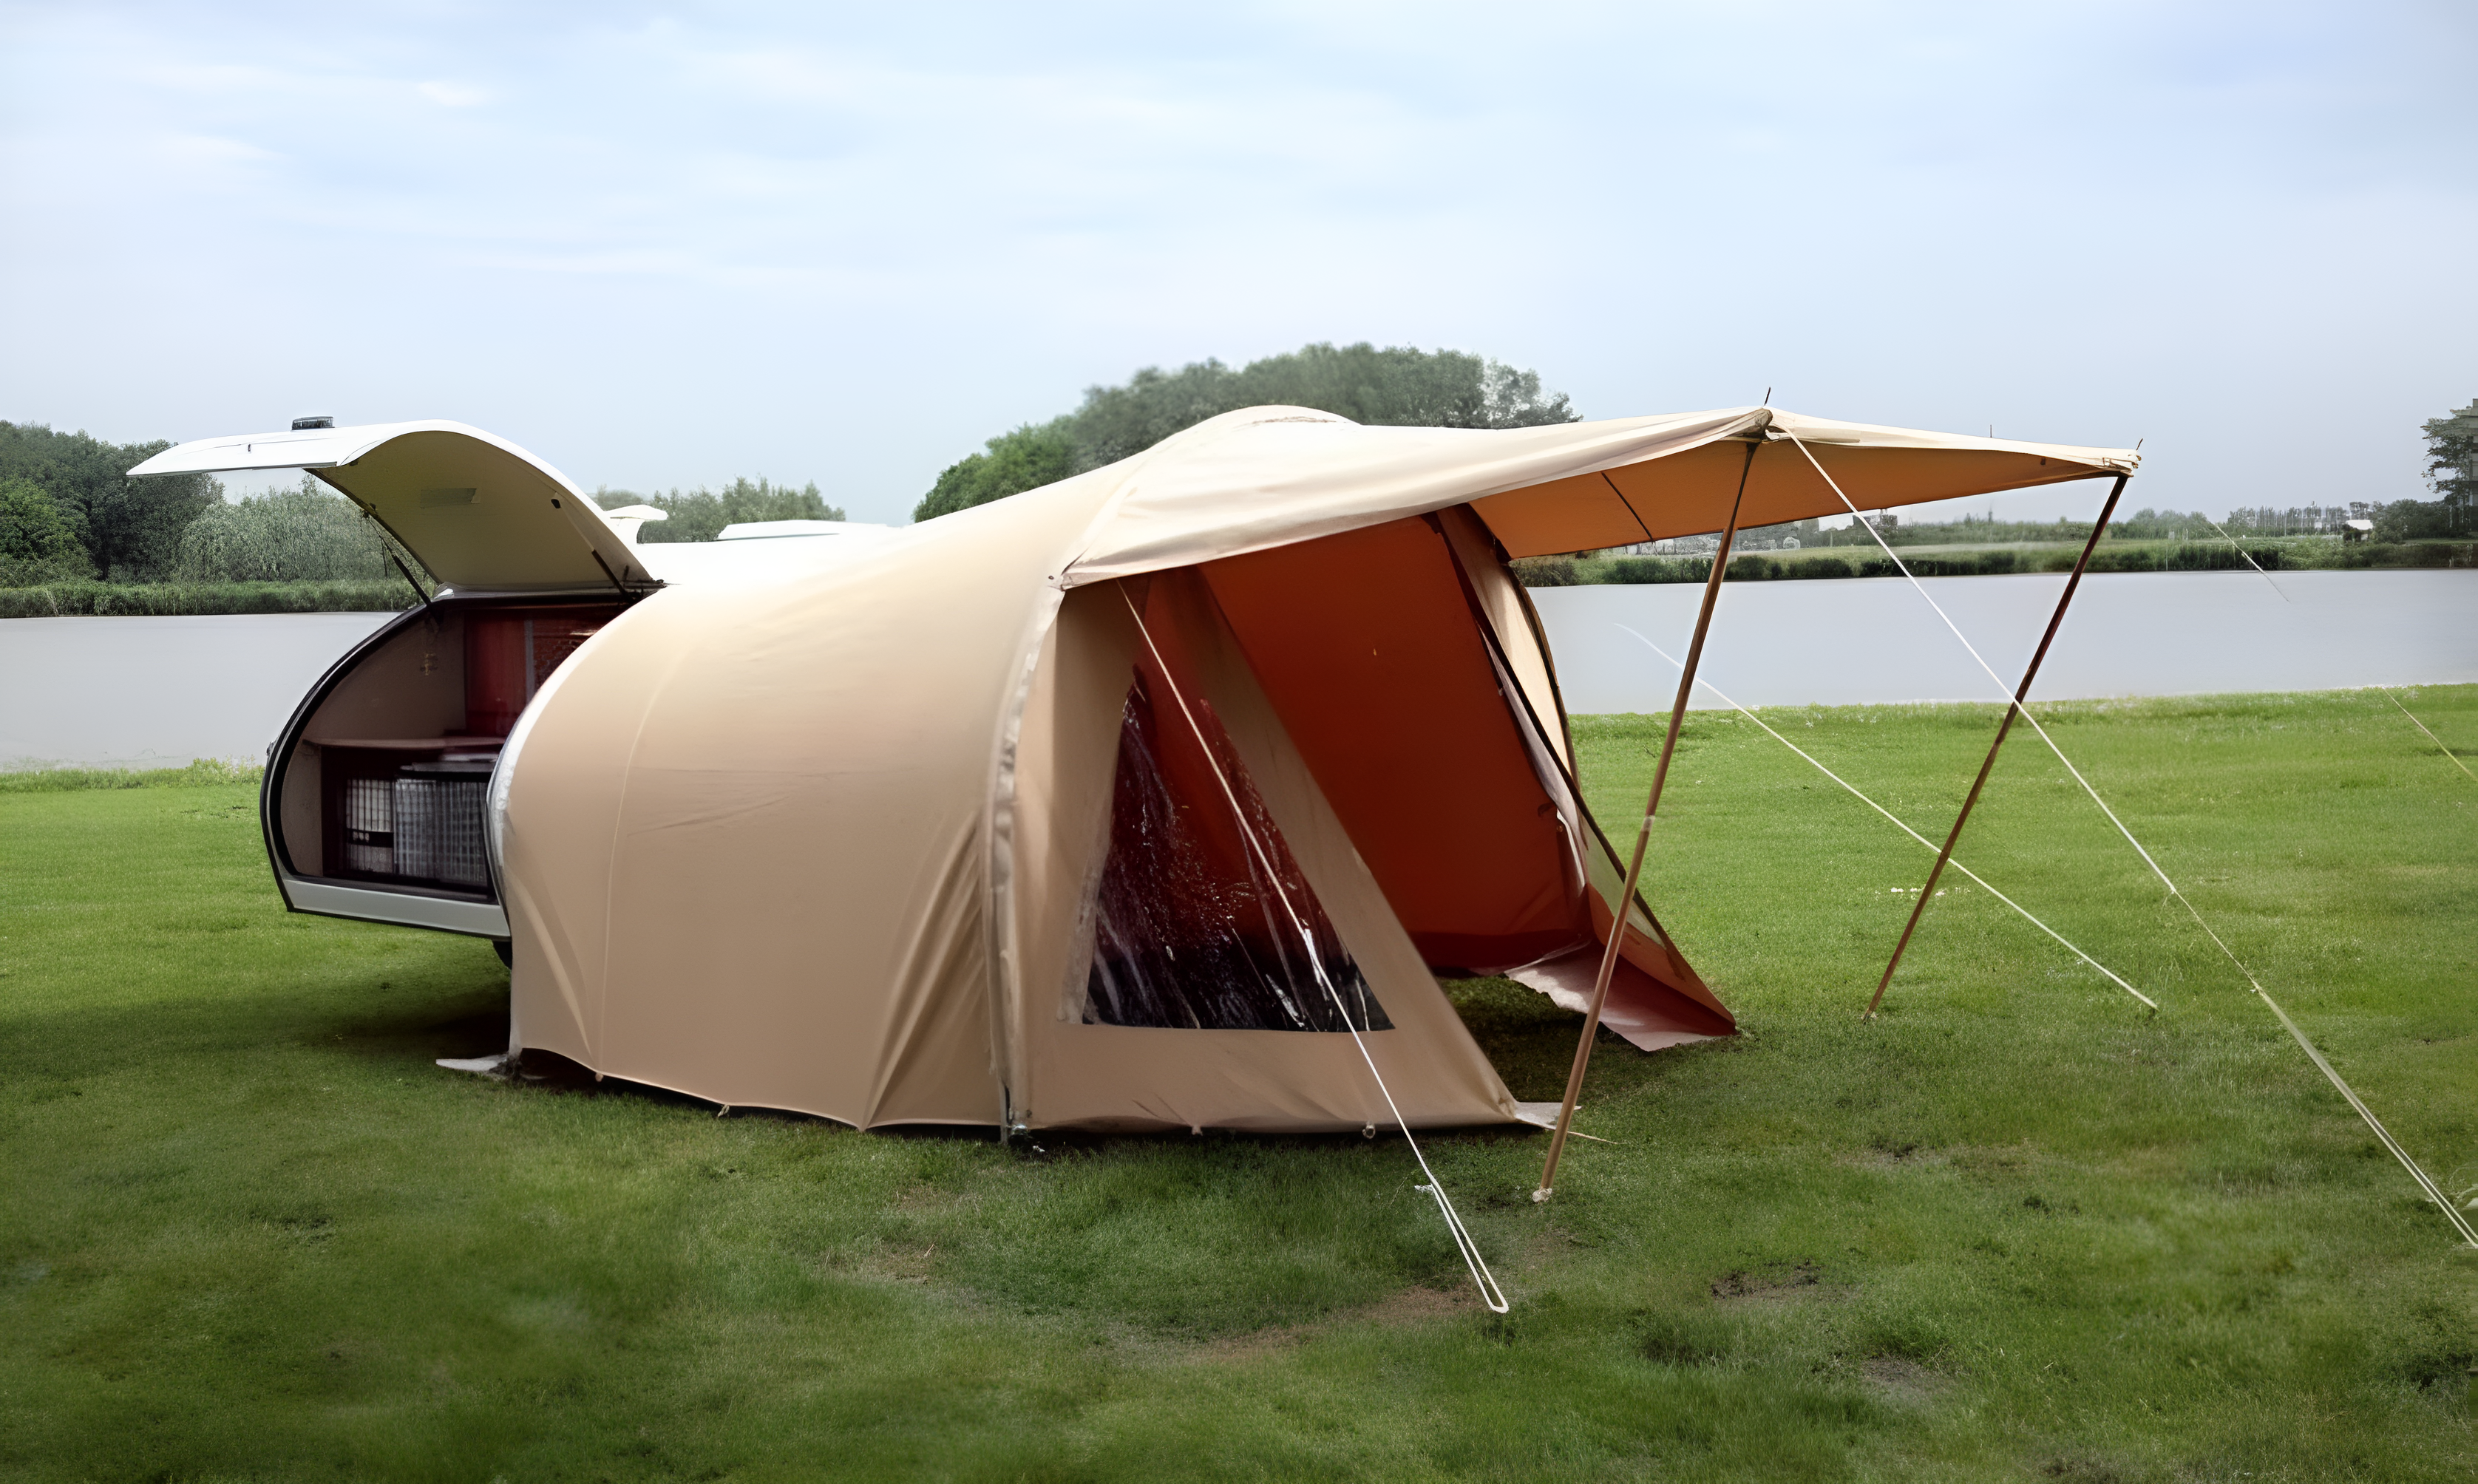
[2342,519,2375,542]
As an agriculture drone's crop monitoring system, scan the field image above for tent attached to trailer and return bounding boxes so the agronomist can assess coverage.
[131,404,2137,1134]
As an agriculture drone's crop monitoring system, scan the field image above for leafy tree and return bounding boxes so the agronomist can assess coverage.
[2418,398,2477,535]
[2370,497,2462,543]
[912,421,1078,523]
[177,476,402,582]
[594,477,846,542]
[0,421,217,579]
[1072,342,1579,469]
[914,341,1581,522]
[0,475,93,583]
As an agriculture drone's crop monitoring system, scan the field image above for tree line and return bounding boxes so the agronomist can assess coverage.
[913,341,1581,522]
[589,480,844,540]
[1797,502,2451,549]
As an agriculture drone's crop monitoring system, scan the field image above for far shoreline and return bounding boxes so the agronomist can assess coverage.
[3,536,2472,617]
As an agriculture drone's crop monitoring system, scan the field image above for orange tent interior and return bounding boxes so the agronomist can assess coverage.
[1195,512,1734,1049]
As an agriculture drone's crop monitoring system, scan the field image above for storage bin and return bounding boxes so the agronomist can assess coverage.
[394,760,493,888]
[343,777,395,875]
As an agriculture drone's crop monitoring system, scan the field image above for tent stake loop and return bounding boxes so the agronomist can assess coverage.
[1534,438,1759,1202]
[1864,473,2128,1018]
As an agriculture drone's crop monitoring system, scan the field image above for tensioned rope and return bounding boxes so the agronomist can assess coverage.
[2385,689,2477,784]
[1119,588,1513,1309]
[2197,523,2475,790]
[1785,435,2478,1248]
[1789,439,2177,894]
[1613,623,2156,1011]
[2196,529,2473,789]
[2200,515,2292,602]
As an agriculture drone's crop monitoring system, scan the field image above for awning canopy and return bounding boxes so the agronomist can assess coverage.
[1062,404,2136,580]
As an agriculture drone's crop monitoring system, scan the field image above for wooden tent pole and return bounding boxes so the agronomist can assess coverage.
[1864,473,2131,1018]
[1535,438,1760,1202]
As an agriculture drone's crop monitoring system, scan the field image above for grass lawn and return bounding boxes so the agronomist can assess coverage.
[3,688,2474,1481]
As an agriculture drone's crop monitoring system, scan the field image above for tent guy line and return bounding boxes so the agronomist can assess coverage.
[2386,689,2477,784]
[1118,586,1512,1313]
[2174,902,2478,1248]
[1786,434,2182,905]
[1786,434,2478,1251]
[1610,623,2157,1012]
[2202,514,2293,603]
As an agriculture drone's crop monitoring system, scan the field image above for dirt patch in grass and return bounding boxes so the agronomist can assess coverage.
[2034,1449,2140,1482]
[822,1236,944,1286]
[1860,1354,1949,1406]
[1198,1284,1481,1362]
[1710,1259,1824,1300]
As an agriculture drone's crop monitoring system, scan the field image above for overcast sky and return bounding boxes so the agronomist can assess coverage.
[4,1,2473,525]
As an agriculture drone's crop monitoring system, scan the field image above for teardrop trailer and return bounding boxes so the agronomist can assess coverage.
[129,409,2139,1140]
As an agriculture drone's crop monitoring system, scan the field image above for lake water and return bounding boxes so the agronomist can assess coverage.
[1532,569,2478,713]
[2,571,2473,769]
[1,611,393,769]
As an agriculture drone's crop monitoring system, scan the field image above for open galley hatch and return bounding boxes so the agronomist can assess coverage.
[266,596,625,933]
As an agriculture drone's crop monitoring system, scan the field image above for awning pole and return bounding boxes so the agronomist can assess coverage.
[1534,438,1759,1202]
[1864,473,2131,1018]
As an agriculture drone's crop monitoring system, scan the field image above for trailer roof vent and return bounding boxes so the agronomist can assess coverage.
[291,415,334,431]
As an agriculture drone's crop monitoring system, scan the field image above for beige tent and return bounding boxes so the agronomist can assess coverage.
[134,404,2136,1133]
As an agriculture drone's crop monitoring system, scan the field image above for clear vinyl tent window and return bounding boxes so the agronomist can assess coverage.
[1082,667,1391,1033]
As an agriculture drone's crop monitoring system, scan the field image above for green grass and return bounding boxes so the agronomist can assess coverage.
[3,689,2474,1481]
[0,760,263,794]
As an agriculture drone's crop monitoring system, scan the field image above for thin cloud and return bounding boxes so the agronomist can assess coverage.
[416,81,489,108]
